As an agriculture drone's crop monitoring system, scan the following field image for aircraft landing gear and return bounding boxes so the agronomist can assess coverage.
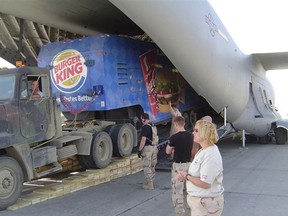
[275,127,287,145]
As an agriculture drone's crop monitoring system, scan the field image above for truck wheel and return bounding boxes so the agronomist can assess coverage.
[0,156,23,210]
[275,127,287,145]
[104,124,116,134]
[110,124,134,157]
[90,131,113,169]
[127,123,137,147]
[77,155,94,169]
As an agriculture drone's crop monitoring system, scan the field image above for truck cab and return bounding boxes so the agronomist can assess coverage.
[0,67,137,210]
[0,67,61,146]
[0,67,62,210]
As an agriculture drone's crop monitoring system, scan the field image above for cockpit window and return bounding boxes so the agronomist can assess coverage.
[0,75,15,100]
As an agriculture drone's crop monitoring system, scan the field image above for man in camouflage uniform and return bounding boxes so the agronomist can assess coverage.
[138,113,158,190]
[166,116,198,216]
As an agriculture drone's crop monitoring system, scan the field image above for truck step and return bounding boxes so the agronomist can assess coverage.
[32,146,57,168]
[34,162,62,178]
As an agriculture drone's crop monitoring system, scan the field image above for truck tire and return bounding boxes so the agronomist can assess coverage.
[105,123,137,151]
[77,155,93,169]
[127,123,138,147]
[104,124,116,134]
[0,156,23,210]
[110,124,134,157]
[90,131,113,169]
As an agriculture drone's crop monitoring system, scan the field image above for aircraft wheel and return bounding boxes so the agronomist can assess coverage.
[90,131,113,169]
[110,124,134,157]
[0,156,23,210]
[259,135,270,144]
[275,127,287,145]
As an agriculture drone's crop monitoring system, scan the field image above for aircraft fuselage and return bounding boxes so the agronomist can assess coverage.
[110,0,282,137]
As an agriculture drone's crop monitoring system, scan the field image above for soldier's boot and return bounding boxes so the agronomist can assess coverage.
[142,181,154,190]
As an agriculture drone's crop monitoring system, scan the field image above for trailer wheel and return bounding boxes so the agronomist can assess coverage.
[182,112,190,130]
[90,131,113,169]
[110,124,134,157]
[275,127,287,145]
[189,110,197,127]
[0,156,23,210]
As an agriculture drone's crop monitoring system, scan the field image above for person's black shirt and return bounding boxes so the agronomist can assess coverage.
[140,124,152,146]
[168,131,193,163]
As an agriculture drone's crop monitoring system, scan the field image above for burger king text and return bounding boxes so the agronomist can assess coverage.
[53,55,83,85]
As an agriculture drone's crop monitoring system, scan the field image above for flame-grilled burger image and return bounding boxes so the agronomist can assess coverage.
[155,68,179,113]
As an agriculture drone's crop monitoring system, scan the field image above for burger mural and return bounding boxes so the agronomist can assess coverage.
[140,49,185,115]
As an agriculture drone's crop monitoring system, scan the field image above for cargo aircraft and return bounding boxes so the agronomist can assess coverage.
[0,0,287,143]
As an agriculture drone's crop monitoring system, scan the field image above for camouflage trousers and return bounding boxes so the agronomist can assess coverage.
[141,145,158,182]
[171,162,191,216]
[187,194,224,216]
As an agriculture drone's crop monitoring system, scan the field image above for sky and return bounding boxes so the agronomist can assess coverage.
[209,0,288,117]
[0,0,288,116]
[0,58,14,68]
[209,0,288,54]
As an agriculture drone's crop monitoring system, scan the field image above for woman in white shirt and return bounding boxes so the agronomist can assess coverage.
[177,120,224,216]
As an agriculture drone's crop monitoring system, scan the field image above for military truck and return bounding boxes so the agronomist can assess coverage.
[0,67,128,209]
[0,35,208,209]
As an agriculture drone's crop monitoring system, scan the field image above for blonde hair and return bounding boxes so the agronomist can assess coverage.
[194,120,219,145]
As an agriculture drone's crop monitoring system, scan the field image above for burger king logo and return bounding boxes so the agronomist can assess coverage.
[50,49,87,93]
